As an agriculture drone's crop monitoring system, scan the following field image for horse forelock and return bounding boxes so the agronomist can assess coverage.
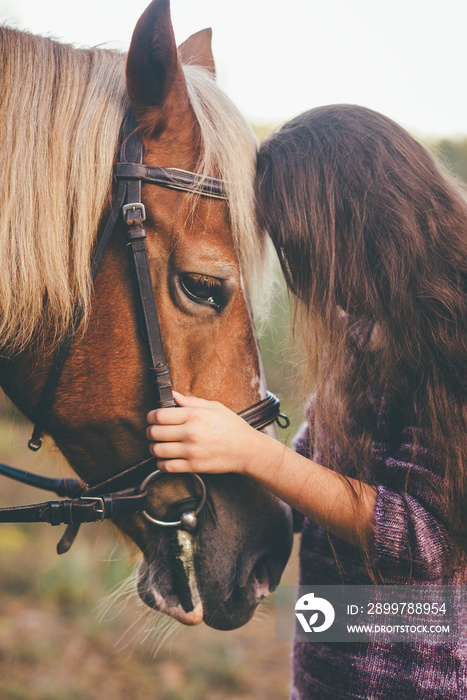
[0,27,272,355]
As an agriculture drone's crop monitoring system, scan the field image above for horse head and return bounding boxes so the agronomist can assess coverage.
[0,0,293,630]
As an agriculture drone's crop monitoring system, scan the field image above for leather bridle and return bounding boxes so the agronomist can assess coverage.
[0,109,289,554]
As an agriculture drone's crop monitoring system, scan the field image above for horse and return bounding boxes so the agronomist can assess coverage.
[0,0,293,631]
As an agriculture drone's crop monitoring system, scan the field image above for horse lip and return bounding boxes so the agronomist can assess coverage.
[137,569,204,625]
[137,530,204,625]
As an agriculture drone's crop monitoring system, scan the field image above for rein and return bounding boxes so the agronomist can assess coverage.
[0,109,289,554]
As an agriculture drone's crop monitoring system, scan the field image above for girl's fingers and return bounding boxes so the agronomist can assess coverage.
[147,394,221,425]
[146,406,190,425]
[172,391,219,409]
[146,424,185,442]
[156,459,192,473]
[149,441,187,460]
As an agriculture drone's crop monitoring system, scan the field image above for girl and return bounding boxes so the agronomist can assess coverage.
[147,105,467,698]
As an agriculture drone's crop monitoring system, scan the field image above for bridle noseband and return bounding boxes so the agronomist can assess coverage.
[0,109,289,554]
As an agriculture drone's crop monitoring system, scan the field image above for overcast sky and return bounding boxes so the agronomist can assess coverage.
[1,0,466,137]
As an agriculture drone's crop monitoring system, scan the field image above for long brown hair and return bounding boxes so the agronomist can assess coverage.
[257,104,467,560]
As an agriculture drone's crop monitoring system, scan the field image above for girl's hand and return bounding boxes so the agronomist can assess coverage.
[146,391,264,475]
[147,395,377,550]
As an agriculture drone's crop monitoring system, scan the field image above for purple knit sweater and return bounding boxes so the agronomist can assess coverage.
[292,391,467,699]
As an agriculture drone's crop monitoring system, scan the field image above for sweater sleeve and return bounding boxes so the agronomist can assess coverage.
[292,396,317,459]
[370,398,454,582]
[292,420,312,458]
[293,394,454,581]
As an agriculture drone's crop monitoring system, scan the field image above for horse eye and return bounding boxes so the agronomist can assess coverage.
[179,273,225,310]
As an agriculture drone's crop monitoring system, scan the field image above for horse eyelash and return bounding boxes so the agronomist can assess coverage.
[188,273,222,290]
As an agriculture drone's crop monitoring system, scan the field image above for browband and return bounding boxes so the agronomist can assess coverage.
[115,163,228,200]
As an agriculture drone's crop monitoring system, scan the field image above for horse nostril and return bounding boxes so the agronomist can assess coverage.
[252,558,267,584]
[251,555,277,598]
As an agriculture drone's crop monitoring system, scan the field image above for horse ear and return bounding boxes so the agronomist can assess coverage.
[178,29,215,75]
[126,0,188,119]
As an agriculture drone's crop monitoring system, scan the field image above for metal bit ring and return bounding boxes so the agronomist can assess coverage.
[139,470,206,528]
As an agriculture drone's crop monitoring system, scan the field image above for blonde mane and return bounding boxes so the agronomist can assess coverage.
[0,27,271,355]
[0,27,128,352]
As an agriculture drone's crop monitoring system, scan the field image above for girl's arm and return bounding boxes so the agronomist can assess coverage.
[146,392,376,549]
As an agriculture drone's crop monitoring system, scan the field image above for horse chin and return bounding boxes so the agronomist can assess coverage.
[137,529,205,626]
[137,560,204,626]
[136,537,278,631]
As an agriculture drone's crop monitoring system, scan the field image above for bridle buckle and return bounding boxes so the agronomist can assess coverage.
[122,202,146,224]
[79,496,106,522]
